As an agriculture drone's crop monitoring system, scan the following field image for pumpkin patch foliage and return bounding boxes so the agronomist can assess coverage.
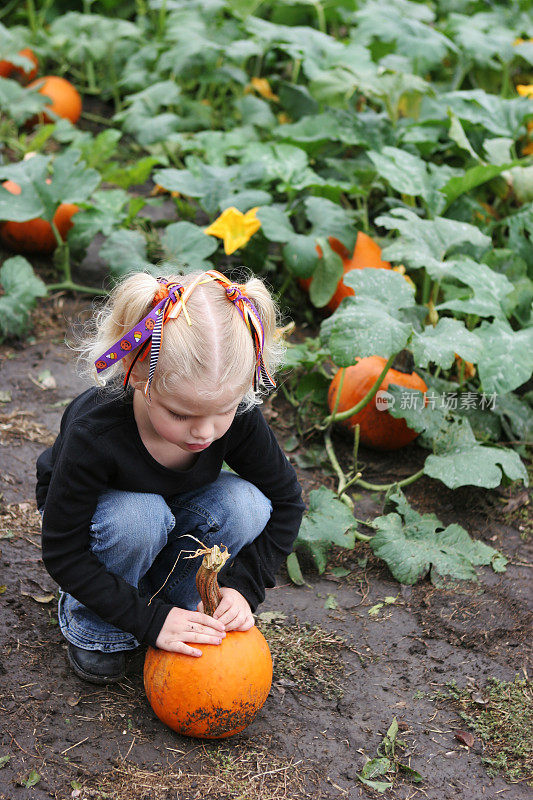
[0,0,531,584]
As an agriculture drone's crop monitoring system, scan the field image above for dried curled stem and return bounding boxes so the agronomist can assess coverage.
[147,535,230,608]
[193,543,231,617]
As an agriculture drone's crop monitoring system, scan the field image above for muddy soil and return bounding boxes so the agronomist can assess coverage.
[0,298,531,800]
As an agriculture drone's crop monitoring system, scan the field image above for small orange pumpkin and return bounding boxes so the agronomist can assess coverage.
[144,544,273,739]
[0,48,38,83]
[0,180,79,254]
[300,231,391,313]
[27,76,82,124]
[328,355,427,451]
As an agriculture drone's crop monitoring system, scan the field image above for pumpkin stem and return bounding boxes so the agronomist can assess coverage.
[195,544,231,617]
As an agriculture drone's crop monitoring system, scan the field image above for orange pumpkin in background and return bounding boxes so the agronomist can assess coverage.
[0,180,79,254]
[300,231,392,313]
[144,545,273,739]
[27,76,82,124]
[328,355,428,451]
[0,48,38,83]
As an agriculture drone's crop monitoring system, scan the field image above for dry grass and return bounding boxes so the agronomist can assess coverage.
[258,616,347,700]
[73,740,317,800]
[0,500,42,544]
[0,410,54,446]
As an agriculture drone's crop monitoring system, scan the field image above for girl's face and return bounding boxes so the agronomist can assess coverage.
[137,381,243,453]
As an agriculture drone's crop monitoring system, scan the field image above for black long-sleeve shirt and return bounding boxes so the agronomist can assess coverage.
[36,387,304,647]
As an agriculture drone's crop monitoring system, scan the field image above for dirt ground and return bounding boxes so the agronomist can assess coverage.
[0,295,531,800]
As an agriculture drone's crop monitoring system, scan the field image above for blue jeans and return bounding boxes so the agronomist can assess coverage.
[57,471,272,652]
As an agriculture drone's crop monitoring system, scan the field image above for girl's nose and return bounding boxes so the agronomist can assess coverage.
[190,417,214,440]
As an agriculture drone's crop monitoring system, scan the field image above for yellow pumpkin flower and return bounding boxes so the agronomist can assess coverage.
[516,86,533,137]
[204,207,261,255]
[277,112,291,124]
[248,76,279,102]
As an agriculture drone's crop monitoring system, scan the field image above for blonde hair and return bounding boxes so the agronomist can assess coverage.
[75,270,284,409]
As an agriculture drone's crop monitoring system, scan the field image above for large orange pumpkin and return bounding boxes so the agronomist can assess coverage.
[0,48,38,83]
[144,545,273,739]
[300,232,391,313]
[328,356,427,450]
[27,76,82,124]
[0,180,79,254]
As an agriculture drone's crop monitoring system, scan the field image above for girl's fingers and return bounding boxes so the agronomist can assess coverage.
[185,621,226,637]
[216,608,240,627]
[181,631,224,645]
[167,641,203,657]
[191,611,225,631]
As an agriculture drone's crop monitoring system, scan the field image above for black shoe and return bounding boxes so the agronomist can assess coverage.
[67,643,126,685]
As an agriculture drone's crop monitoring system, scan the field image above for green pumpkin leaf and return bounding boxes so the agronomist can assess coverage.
[236,95,276,129]
[343,265,416,311]
[99,230,154,277]
[68,189,130,251]
[387,386,529,489]
[304,196,356,251]
[0,155,49,221]
[47,148,101,207]
[0,78,48,125]
[321,270,415,365]
[425,439,528,490]
[242,142,322,191]
[275,108,389,150]
[154,162,263,217]
[326,302,412,365]
[353,1,455,71]
[378,208,491,277]
[296,487,357,573]
[322,302,412,366]
[161,221,218,268]
[368,146,434,199]
[440,161,521,211]
[494,393,533,444]
[437,258,514,319]
[476,320,533,395]
[282,235,319,278]
[256,206,294,243]
[219,190,271,213]
[309,238,343,308]
[286,552,307,586]
[370,488,506,584]
[412,318,483,369]
[103,155,161,190]
[420,90,532,139]
[0,257,47,340]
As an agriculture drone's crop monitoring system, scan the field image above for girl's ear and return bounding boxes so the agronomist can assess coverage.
[124,360,145,391]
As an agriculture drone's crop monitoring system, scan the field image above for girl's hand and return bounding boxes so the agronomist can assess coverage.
[197,587,254,632]
[155,606,226,657]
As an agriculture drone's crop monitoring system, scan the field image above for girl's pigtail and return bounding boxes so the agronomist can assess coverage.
[74,272,161,386]
[242,277,285,387]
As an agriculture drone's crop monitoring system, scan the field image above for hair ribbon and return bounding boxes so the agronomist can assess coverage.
[94,271,276,397]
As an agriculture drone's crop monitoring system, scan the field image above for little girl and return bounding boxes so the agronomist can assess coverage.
[36,269,304,684]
